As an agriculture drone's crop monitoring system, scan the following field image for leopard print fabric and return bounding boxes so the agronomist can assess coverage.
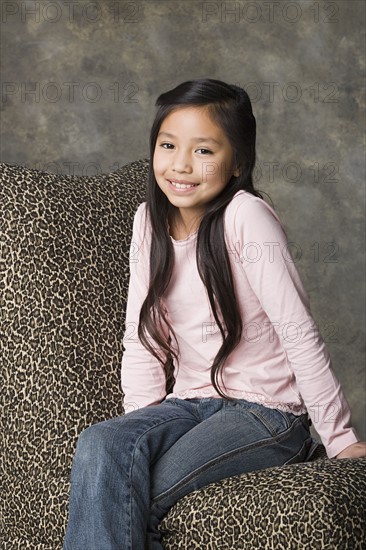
[1,160,148,548]
[159,447,366,549]
[1,160,365,549]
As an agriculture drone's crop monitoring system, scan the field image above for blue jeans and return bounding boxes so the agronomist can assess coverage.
[63,397,318,550]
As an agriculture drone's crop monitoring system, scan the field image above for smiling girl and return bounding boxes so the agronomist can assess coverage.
[63,79,365,550]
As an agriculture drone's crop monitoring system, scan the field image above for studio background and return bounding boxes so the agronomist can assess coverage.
[1,0,365,439]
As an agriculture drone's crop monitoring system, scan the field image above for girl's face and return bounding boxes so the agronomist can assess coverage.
[153,106,240,225]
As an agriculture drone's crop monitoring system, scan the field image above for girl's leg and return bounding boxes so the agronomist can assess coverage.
[62,400,200,550]
[147,397,315,548]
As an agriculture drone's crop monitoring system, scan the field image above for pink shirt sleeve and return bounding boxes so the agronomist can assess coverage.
[229,196,360,458]
[121,203,166,413]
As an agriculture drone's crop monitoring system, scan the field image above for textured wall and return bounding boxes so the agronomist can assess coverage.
[1,0,365,439]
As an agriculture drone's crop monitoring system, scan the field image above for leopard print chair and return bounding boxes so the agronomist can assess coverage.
[1,160,365,549]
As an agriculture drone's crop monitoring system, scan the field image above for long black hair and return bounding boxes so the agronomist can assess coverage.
[138,78,267,398]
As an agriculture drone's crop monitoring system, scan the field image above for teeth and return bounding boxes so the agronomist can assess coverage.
[170,181,198,189]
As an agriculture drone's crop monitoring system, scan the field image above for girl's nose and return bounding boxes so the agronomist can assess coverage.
[171,152,192,173]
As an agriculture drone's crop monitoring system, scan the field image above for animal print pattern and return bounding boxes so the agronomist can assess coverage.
[1,160,148,548]
[1,161,365,549]
[159,447,366,549]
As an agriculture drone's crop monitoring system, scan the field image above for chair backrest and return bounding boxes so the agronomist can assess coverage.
[1,159,149,547]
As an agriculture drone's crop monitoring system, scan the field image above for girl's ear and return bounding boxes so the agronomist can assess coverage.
[233,166,240,178]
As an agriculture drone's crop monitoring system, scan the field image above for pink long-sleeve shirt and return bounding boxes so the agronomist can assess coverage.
[121,190,360,458]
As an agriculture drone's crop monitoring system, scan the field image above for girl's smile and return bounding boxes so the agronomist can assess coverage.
[168,178,200,192]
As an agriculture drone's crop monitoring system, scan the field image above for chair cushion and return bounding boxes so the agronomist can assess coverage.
[0,160,148,547]
[160,453,366,549]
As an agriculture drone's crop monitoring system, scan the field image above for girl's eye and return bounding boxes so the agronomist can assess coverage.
[159,143,213,155]
[196,148,213,155]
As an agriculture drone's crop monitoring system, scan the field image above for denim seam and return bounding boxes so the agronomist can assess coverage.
[168,397,202,422]
[275,408,293,428]
[248,409,278,437]
[127,414,197,549]
[152,416,305,503]
[283,437,310,465]
[129,414,199,478]
[106,426,133,550]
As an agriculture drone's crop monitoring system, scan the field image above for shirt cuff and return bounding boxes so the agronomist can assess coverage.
[326,429,361,459]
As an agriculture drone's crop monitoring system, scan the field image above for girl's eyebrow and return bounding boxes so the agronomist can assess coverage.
[158,131,221,145]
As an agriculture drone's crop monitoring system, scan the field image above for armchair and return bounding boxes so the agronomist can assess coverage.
[1,159,365,549]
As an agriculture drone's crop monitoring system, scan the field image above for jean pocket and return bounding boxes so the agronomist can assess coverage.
[246,404,296,437]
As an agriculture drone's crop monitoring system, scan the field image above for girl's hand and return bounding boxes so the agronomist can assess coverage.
[335,442,366,459]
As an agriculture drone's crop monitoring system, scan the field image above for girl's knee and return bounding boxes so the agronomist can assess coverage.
[75,419,120,461]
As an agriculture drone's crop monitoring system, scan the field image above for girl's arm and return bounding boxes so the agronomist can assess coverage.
[121,203,166,414]
[230,195,363,459]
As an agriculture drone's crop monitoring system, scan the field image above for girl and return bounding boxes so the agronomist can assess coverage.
[63,79,365,549]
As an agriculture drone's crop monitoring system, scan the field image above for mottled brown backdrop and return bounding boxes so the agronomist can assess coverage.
[1,0,365,438]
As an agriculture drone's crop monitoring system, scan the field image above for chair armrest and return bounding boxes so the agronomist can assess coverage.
[160,457,366,549]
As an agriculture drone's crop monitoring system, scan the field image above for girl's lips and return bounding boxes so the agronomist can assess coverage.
[168,180,200,192]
